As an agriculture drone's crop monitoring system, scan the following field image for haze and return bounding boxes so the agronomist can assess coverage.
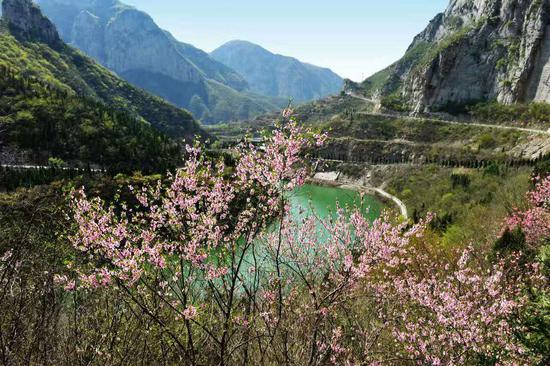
[123,0,449,81]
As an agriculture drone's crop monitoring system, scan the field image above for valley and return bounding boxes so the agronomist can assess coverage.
[0,0,549,365]
[32,0,343,124]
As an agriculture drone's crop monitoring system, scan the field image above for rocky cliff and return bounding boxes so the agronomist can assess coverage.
[352,0,549,114]
[2,0,60,46]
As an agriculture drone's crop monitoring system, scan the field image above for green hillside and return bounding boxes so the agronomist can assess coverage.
[0,63,180,171]
[0,16,193,171]
[0,20,202,139]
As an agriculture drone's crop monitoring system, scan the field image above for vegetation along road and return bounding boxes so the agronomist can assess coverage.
[346,92,550,136]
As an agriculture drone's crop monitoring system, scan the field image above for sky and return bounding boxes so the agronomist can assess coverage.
[123,0,449,81]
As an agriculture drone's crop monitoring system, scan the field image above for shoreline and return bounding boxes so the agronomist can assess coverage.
[308,177,409,220]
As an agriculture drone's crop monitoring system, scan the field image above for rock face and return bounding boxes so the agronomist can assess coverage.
[33,0,282,123]
[101,7,202,85]
[36,0,202,85]
[355,0,550,113]
[211,40,344,102]
[2,0,61,47]
[526,24,550,101]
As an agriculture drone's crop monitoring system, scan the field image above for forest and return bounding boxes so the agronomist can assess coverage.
[0,64,181,173]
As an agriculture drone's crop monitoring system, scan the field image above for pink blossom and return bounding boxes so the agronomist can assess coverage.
[183,305,198,320]
[503,176,550,245]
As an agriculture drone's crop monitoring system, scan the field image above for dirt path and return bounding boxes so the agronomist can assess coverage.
[371,187,408,220]
[346,92,550,136]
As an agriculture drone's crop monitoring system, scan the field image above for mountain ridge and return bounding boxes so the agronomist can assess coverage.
[211,40,344,102]
[347,0,550,114]
[34,0,285,124]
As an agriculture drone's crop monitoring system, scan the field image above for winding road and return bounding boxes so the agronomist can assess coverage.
[373,187,408,220]
[340,182,409,220]
[345,92,550,136]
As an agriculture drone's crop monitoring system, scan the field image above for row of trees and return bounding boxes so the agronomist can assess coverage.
[0,166,104,191]
[311,148,547,168]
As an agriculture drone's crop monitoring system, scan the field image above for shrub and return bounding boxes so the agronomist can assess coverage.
[469,101,550,125]
[451,170,471,188]
[381,93,410,112]
[477,133,496,149]
[47,157,66,168]
[494,226,527,253]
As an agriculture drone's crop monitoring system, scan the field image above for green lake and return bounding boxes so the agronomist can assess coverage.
[288,184,382,223]
[239,184,383,280]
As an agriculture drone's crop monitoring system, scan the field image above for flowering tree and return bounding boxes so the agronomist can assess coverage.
[63,113,545,365]
[63,117,327,363]
[251,209,541,365]
[504,176,550,246]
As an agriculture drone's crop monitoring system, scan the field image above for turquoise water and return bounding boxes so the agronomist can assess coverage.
[288,184,382,223]
[237,184,383,282]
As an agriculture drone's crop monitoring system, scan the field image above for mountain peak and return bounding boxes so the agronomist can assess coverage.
[211,40,343,102]
[2,0,61,47]
[222,40,268,50]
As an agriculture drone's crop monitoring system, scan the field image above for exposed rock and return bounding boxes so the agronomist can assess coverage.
[2,0,61,47]
[102,7,201,85]
[526,25,550,101]
[358,0,550,113]
[70,10,104,61]
[509,135,550,159]
[313,171,341,181]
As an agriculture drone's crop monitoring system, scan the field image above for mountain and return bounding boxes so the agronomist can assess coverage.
[211,40,344,102]
[347,0,550,114]
[0,0,203,170]
[34,0,284,123]
[1,0,202,139]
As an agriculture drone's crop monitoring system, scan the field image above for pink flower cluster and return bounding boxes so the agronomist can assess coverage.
[505,176,550,245]
[260,205,539,364]
[387,248,531,365]
[66,121,321,291]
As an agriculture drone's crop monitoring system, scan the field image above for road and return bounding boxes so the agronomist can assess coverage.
[340,182,409,220]
[0,164,105,172]
[345,92,550,136]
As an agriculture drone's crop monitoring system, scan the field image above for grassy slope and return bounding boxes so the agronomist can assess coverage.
[381,164,533,247]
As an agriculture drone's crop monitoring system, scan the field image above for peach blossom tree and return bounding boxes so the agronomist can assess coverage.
[61,115,545,365]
